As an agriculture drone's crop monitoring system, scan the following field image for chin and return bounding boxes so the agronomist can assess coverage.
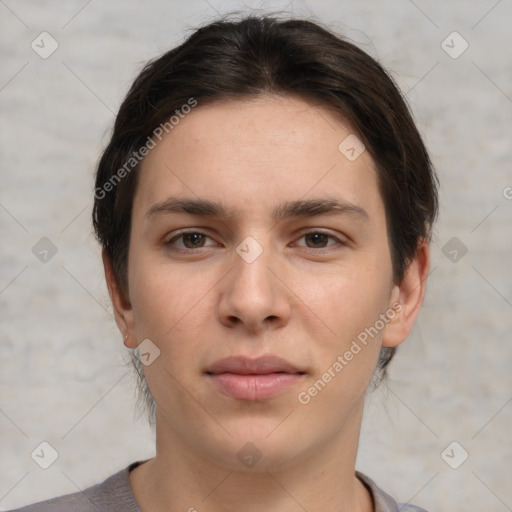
[203,426,307,473]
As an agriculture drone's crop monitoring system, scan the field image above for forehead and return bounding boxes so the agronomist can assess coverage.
[133,95,383,223]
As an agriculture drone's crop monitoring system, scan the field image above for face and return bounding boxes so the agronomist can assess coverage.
[111,95,422,472]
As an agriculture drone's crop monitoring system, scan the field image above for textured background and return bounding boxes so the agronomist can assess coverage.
[1,0,511,510]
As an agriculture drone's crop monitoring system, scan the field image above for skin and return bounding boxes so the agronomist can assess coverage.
[103,94,430,512]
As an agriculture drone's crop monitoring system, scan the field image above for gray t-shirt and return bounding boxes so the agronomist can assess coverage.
[9,461,428,512]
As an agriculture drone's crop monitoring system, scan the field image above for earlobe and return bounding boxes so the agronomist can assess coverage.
[102,248,138,348]
[381,240,430,348]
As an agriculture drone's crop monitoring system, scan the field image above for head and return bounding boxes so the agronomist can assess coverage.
[93,14,438,464]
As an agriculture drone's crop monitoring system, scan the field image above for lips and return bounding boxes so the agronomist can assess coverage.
[205,355,305,375]
[205,355,306,401]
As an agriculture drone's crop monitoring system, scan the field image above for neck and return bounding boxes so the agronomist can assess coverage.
[130,402,374,512]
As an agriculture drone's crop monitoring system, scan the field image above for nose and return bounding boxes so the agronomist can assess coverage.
[216,238,292,334]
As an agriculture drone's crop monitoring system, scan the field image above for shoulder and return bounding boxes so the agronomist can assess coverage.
[8,463,141,512]
[356,471,430,512]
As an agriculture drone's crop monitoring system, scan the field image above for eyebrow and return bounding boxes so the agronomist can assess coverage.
[145,196,369,223]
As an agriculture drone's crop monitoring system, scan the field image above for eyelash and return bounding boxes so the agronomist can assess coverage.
[164,230,346,254]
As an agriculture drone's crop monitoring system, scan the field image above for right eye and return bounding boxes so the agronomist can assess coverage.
[164,230,220,253]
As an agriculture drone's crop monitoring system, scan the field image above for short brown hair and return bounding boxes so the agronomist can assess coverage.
[93,13,438,417]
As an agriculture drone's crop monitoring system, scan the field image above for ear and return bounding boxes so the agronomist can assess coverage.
[381,239,430,348]
[102,248,138,348]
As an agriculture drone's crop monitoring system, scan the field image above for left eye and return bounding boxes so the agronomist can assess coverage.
[295,232,341,249]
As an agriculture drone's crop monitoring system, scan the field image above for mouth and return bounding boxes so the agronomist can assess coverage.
[205,355,306,401]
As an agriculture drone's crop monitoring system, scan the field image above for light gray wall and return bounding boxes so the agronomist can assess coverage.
[1,1,511,510]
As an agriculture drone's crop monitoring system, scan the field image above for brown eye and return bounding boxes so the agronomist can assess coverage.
[294,231,344,251]
[181,233,206,248]
[304,232,330,248]
[165,231,218,252]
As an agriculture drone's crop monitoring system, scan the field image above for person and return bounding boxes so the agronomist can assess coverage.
[12,13,438,512]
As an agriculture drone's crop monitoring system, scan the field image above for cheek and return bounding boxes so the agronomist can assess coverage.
[295,266,392,413]
[129,266,208,408]
[133,275,201,337]
[129,253,214,362]
[302,258,393,343]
